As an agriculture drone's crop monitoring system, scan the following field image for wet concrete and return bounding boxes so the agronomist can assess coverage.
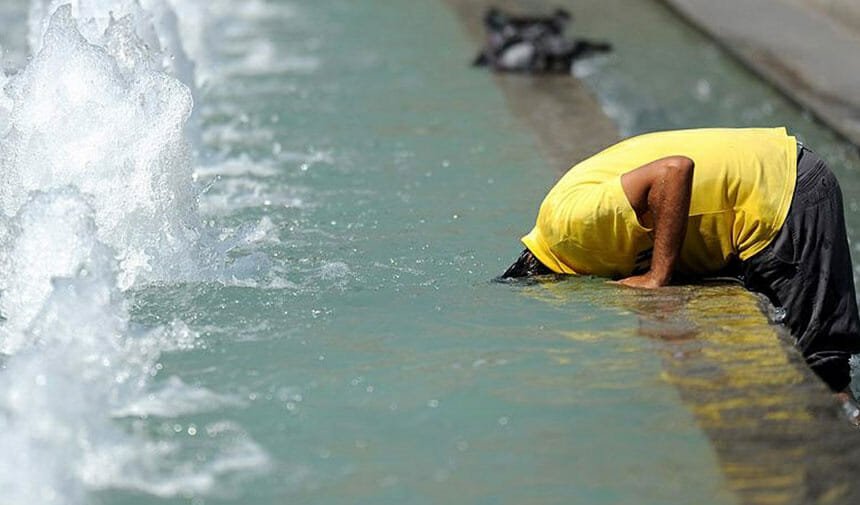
[805,0,860,34]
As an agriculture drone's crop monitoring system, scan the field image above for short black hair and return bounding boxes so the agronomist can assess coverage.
[501,248,553,278]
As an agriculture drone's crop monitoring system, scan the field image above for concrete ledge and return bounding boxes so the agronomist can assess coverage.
[660,0,860,147]
[806,0,860,34]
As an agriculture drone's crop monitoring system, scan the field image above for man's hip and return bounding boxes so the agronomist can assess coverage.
[741,145,860,391]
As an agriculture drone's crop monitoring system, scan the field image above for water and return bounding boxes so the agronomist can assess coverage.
[0,0,858,504]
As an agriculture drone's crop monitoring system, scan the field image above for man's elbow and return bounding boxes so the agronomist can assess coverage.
[659,156,694,183]
[667,155,694,173]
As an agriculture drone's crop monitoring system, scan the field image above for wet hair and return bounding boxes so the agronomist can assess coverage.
[501,248,553,278]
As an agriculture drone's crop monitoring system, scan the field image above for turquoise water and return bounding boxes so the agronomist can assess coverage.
[140,2,734,503]
[1,1,859,504]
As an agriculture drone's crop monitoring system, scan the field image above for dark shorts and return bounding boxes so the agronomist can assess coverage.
[741,145,860,392]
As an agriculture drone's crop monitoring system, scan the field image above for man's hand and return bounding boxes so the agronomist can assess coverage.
[615,273,663,289]
[618,155,695,288]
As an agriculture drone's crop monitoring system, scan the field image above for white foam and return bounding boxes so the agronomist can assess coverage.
[112,376,248,418]
[3,6,211,289]
[199,177,308,215]
[0,189,139,502]
[0,2,271,502]
[0,65,10,135]
[29,0,204,153]
[0,188,113,353]
[0,187,269,503]
[194,154,281,178]
[80,423,271,497]
[29,0,195,88]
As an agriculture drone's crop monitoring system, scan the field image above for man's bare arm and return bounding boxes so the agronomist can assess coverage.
[617,156,694,289]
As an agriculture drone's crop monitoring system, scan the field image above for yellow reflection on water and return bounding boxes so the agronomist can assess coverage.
[626,285,852,504]
[525,279,859,505]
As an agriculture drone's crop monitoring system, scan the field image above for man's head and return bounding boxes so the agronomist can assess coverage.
[501,248,553,278]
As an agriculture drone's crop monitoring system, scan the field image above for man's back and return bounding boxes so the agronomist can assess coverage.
[522,127,797,277]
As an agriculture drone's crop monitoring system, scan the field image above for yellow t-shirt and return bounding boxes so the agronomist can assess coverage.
[522,127,797,277]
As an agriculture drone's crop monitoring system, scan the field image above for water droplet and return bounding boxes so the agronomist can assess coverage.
[772,306,787,324]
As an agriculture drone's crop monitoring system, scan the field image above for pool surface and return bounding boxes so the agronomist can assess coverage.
[0,1,859,504]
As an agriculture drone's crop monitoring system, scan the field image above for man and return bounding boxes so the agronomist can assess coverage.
[504,127,860,406]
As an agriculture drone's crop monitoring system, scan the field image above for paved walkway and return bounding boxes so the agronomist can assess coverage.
[662,0,860,146]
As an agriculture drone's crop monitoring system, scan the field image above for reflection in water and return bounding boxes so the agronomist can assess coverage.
[653,286,860,505]
[524,279,860,505]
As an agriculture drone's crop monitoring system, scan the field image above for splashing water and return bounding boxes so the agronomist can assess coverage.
[0,188,114,351]
[2,6,207,289]
[28,0,196,90]
[0,66,10,134]
[0,2,269,503]
[0,189,137,503]
[0,189,268,503]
